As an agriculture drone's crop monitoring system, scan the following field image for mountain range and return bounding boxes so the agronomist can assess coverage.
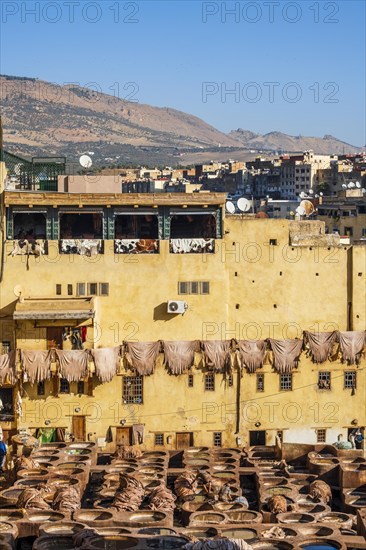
[0,75,363,166]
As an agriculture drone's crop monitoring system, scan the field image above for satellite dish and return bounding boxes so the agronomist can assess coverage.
[79,154,93,169]
[299,192,306,199]
[308,189,314,195]
[356,181,361,188]
[342,184,347,189]
[296,205,306,216]
[237,197,251,212]
[319,192,323,196]
[348,182,355,188]
[300,200,315,217]
[226,201,235,214]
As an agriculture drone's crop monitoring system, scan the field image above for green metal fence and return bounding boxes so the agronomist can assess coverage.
[0,150,66,191]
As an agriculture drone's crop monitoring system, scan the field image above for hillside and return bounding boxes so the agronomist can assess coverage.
[0,75,363,165]
[229,129,363,155]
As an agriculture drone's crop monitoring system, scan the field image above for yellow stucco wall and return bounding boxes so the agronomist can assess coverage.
[0,210,365,450]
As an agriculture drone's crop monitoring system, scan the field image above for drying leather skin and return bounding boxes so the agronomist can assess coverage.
[236,340,267,373]
[267,338,304,373]
[125,341,160,376]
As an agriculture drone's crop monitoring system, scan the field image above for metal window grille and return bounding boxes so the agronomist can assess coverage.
[344,371,357,389]
[37,381,45,395]
[205,373,215,391]
[59,379,70,394]
[77,283,85,296]
[178,282,188,294]
[201,281,210,294]
[77,381,85,394]
[280,374,292,391]
[123,376,143,404]
[256,373,264,392]
[213,432,222,447]
[67,284,73,296]
[99,283,109,296]
[154,433,164,446]
[318,372,331,390]
[316,429,326,443]
[188,374,194,387]
[1,341,11,354]
[56,284,62,295]
[190,282,199,295]
[87,283,98,296]
[178,281,210,295]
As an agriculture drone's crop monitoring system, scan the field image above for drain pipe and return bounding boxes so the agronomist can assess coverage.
[235,365,241,435]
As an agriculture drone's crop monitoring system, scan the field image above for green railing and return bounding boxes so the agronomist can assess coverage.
[0,150,66,191]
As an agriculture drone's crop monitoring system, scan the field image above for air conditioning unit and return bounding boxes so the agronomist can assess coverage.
[167,300,188,314]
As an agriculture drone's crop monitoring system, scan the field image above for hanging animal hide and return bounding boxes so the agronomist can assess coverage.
[303,331,338,364]
[125,341,160,376]
[132,424,144,445]
[338,331,365,365]
[0,351,16,385]
[267,339,303,373]
[201,340,232,373]
[90,347,120,383]
[163,341,198,375]
[55,350,88,382]
[236,340,267,373]
[21,350,52,384]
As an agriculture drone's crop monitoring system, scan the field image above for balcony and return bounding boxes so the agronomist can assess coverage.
[114,239,159,254]
[59,239,104,256]
[169,238,215,254]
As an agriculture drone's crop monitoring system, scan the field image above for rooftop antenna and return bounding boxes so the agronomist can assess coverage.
[226,201,235,214]
[237,197,251,213]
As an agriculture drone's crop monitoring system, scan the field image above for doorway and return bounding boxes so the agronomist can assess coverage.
[249,430,266,446]
[116,427,132,446]
[176,432,194,449]
[72,415,86,441]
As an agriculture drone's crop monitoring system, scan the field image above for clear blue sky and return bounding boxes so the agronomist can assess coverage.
[1,0,365,146]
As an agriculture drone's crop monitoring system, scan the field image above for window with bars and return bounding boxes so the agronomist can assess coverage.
[76,283,85,296]
[178,281,210,295]
[37,381,45,395]
[280,373,292,391]
[204,373,215,391]
[213,432,222,447]
[67,284,73,296]
[76,282,109,296]
[59,379,70,394]
[99,282,109,296]
[256,373,264,392]
[123,376,143,404]
[188,374,194,387]
[154,433,164,446]
[77,381,85,394]
[87,283,98,296]
[316,429,326,443]
[344,371,357,389]
[1,341,11,354]
[56,284,62,295]
[318,371,331,390]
